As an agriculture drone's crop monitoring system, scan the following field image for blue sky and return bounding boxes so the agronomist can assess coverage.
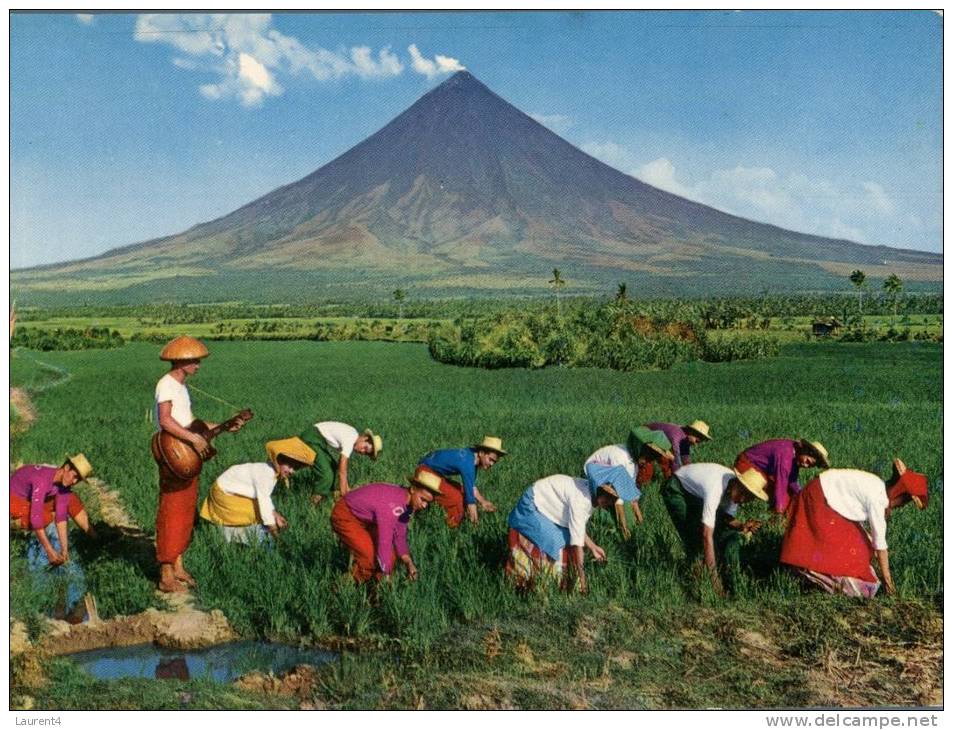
[10,10,942,268]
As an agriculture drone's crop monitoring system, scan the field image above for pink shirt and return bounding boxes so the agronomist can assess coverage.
[10,465,71,529]
[343,483,413,573]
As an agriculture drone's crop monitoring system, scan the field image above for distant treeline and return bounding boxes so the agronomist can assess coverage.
[428,302,781,372]
[15,292,944,324]
[11,327,125,351]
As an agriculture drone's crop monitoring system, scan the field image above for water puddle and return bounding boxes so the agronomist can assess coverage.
[24,528,90,623]
[67,641,337,682]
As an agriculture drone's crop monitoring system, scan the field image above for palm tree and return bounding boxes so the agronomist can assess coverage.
[615,282,628,304]
[548,269,566,315]
[849,270,867,314]
[393,288,406,319]
[883,273,903,320]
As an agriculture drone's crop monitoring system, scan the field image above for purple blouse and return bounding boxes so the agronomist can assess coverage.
[742,439,801,513]
[646,422,692,469]
[10,465,70,530]
[343,483,414,573]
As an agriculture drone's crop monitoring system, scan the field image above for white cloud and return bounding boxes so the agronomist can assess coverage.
[583,140,911,245]
[529,113,573,135]
[135,13,404,106]
[75,14,94,25]
[407,44,465,78]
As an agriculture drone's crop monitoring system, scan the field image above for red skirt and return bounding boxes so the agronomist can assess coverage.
[780,478,877,582]
[155,462,199,564]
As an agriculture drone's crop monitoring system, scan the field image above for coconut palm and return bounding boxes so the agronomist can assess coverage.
[548,269,566,315]
[615,282,628,304]
[883,274,903,320]
[849,270,867,314]
[393,288,406,319]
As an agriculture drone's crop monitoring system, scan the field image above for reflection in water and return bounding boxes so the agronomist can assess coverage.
[69,641,337,683]
[27,525,88,622]
[155,657,190,681]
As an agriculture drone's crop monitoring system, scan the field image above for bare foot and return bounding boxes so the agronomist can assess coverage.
[158,578,188,593]
[173,571,197,588]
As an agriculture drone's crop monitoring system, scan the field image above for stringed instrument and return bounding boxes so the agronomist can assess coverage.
[151,409,253,480]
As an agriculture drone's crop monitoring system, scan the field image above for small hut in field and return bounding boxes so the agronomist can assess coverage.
[811,317,843,337]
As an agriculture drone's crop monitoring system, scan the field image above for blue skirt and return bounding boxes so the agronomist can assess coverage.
[507,488,571,561]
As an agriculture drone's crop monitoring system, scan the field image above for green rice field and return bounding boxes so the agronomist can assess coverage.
[10,339,943,709]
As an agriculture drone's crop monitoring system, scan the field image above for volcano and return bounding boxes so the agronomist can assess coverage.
[13,71,941,302]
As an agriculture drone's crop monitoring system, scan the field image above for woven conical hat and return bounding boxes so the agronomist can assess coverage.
[159,336,209,361]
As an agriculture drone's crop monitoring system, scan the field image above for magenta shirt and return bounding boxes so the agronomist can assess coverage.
[343,483,413,574]
[646,422,692,469]
[10,465,71,529]
[742,439,801,512]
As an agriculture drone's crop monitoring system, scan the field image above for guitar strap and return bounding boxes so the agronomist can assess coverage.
[187,383,243,411]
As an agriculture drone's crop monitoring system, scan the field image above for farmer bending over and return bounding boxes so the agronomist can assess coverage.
[644,419,712,478]
[734,438,829,514]
[200,437,316,545]
[330,466,441,583]
[417,436,507,527]
[584,426,674,524]
[780,459,928,597]
[505,465,636,594]
[661,463,768,596]
[10,454,95,565]
[299,421,381,504]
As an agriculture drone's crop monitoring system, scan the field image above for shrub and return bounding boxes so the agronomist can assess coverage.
[12,327,124,351]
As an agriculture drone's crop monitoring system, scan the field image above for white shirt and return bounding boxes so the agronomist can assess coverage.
[155,373,194,429]
[584,444,636,481]
[215,462,279,526]
[674,463,739,528]
[531,474,594,547]
[316,421,359,458]
[819,469,890,550]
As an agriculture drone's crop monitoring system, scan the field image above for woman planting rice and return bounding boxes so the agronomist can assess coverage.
[298,421,382,504]
[330,466,441,583]
[734,438,829,514]
[9,454,95,565]
[661,463,768,596]
[584,426,674,524]
[505,463,637,593]
[199,437,316,545]
[644,419,712,477]
[416,435,507,527]
[780,459,928,597]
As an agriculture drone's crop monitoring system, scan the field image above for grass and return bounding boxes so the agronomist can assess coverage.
[9,338,943,708]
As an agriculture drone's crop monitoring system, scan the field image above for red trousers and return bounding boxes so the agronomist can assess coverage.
[156,463,199,564]
[330,498,395,583]
[10,492,84,531]
[637,457,674,485]
[417,465,465,528]
[781,478,877,582]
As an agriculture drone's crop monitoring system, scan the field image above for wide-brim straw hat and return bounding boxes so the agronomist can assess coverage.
[798,439,830,468]
[408,467,442,495]
[266,437,317,469]
[474,435,507,456]
[733,468,769,501]
[65,453,93,481]
[684,420,712,441]
[159,336,210,361]
[363,430,383,460]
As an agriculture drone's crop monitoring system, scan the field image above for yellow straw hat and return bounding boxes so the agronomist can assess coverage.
[474,436,508,456]
[266,437,317,469]
[363,430,383,460]
[65,453,93,481]
[684,420,712,441]
[799,439,830,468]
[408,467,443,495]
[159,336,210,361]
[733,468,769,501]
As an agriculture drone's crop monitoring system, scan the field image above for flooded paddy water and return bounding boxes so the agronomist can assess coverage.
[67,641,337,683]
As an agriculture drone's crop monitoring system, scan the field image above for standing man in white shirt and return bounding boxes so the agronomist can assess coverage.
[661,462,768,596]
[298,421,382,504]
[153,336,248,593]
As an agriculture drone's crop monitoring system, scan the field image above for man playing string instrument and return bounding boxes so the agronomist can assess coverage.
[153,336,248,593]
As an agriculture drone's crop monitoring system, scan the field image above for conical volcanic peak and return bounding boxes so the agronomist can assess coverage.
[14,69,941,300]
